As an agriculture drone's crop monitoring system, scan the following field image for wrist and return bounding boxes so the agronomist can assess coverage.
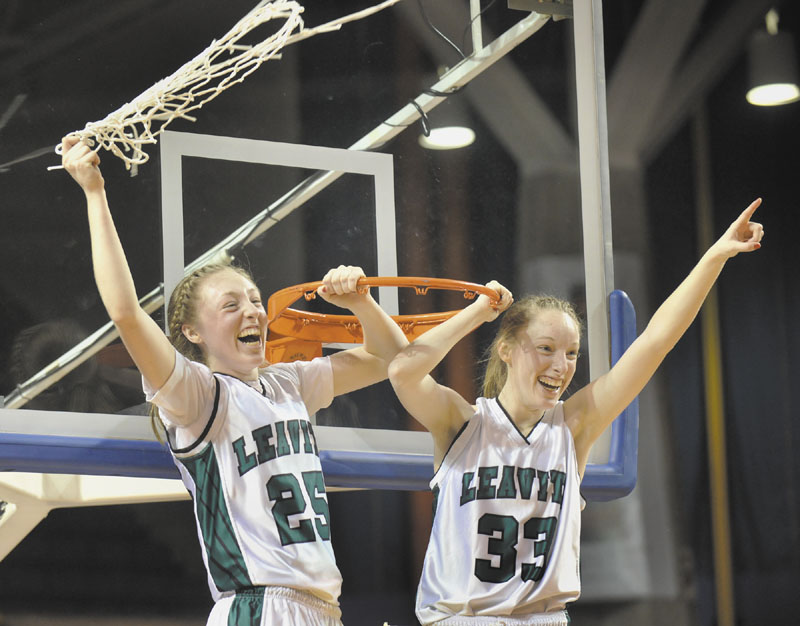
[341,291,376,313]
[467,298,497,323]
[83,185,106,200]
[704,242,732,263]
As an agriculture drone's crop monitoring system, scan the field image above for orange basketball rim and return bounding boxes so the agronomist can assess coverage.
[265,277,500,364]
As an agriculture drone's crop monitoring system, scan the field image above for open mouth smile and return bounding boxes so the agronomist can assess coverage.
[538,377,561,393]
[237,327,262,345]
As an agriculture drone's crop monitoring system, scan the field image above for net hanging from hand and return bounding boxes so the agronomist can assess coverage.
[54,0,402,171]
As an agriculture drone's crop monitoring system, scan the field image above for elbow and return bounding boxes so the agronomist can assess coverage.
[387,352,421,391]
[361,322,409,364]
[369,355,391,382]
[387,357,404,386]
[108,308,137,326]
[98,289,142,326]
[107,304,145,330]
[640,325,680,357]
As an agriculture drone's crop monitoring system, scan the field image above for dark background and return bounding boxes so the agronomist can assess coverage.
[0,1,798,624]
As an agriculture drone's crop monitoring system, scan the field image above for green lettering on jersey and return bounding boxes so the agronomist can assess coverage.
[549,469,567,505]
[232,436,257,476]
[300,420,315,453]
[460,472,476,505]
[286,419,301,453]
[306,421,320,456]
[517,467,536,499]
[536,469,550,502]
[497,465,517,499]
[274,421,291,457]
[476,466,499,500]
[252,424,276,464]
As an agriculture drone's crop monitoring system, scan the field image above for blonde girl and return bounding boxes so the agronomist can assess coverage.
[61,136,408,626]
[389,201,763,625]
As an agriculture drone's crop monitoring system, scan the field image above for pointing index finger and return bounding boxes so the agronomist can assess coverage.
[737,198,762,224]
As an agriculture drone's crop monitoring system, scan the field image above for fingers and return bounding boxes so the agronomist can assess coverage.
[750,221,764,244]
[736,199,764,250]
[60,135,80,154]
[60,137,104,192]
[742,221,764,251]
[485,280,513,312]
[718,198,764,256]
[736,197,762,225]
[61,137,100,169]
[318,265,366,297]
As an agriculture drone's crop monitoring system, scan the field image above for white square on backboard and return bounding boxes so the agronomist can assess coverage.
[159,130,399,330]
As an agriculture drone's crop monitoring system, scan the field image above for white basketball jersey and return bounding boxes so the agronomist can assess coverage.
[145,351,342,606]
[416,398,581,624]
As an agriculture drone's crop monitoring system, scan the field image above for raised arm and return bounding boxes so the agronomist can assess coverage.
[565,199,765,475]
[61,137,175,389]
[315,266,409,396]
[388,282,512,464]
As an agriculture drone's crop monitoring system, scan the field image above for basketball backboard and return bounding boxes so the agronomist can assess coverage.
[0,3,638,571]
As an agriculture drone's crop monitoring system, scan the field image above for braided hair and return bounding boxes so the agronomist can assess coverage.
[481,295,583,398]
[150,262,256,437]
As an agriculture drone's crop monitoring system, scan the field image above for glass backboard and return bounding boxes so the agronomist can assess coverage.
[0,2,637,570]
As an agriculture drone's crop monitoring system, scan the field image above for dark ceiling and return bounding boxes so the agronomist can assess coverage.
[0,0,798,398]
[1,2,800,623]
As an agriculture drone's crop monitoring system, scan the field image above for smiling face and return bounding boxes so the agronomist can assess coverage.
[181,268,267,380]
[498,309,580,422]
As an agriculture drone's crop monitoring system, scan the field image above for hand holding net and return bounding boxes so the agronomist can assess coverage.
[54,0,402,171]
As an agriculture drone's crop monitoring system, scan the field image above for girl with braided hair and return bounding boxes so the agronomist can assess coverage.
[389,201,764,625]
[61,136,408,626]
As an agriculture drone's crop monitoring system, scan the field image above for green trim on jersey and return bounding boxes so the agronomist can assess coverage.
[181,445,253,592]
[228,588,265,626]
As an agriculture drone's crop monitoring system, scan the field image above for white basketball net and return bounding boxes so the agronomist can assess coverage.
[55,0,401,170]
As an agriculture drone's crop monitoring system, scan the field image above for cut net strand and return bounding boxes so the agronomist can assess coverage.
[54,0,402,170]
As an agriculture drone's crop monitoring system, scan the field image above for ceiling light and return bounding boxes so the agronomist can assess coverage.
[746,9,800,106]
[418,98,476,150]
[418,126,476,150]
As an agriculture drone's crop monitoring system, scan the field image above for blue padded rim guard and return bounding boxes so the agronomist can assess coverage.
[580,289,639,500]
[0,291,638,499]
